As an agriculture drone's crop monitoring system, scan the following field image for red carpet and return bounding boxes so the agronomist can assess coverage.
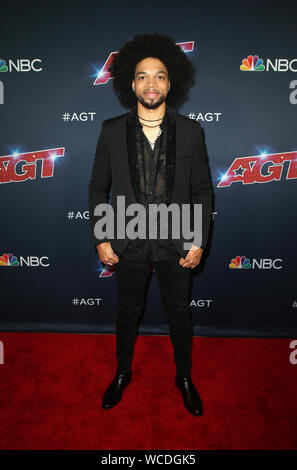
[0,333,296,450]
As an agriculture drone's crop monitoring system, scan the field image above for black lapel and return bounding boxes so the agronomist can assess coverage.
[126,106,176,205]
[165,107,176,205]
[126,107,141,204]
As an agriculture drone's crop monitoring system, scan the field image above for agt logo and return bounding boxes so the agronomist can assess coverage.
[229,256,282,270]
[0,148,65,184]
[240,55,297,72]
[0,253,50,267]
[217,151,297,188]
[0,58,42,72]
[94,41,194,85]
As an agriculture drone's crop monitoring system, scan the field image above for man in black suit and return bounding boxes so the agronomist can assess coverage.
[88,33,213,416]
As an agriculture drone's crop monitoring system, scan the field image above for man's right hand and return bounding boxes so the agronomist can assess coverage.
[96,242,119,266]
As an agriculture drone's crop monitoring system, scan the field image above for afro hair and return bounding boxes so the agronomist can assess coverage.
[108,33,196,111]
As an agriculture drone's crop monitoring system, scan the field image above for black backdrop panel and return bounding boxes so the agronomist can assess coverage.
[1,1,296,336]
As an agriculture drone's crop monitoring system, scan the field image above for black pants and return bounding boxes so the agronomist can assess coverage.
[114,254,193,377]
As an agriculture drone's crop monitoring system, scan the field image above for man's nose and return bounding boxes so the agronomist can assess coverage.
[147,77,158,87]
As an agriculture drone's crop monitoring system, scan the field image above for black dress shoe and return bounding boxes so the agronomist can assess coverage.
[175,375,203,416]
[102,372,132,409]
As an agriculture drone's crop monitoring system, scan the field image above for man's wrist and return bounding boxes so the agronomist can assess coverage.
[96,240,110,248]
[190,244,204,251]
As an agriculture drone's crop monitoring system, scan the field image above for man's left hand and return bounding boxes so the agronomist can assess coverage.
[179,245,203,269]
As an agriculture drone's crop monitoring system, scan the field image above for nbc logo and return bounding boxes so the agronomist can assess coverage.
[229,256,251,269]
[240,55,265,71]
[0,57,42,72]
[0,58,8,72]
[0,253,19,266]
[240,54,297,72]
[0,253,49,267]
[229,255,282,270]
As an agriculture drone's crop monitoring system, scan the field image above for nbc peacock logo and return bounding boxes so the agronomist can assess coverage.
[240,55,265,71]
[229,256,251,269]
[0,253,19,266]
[0,59,8,72]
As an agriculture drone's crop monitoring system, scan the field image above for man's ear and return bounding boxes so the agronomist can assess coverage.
[132,79,135,91]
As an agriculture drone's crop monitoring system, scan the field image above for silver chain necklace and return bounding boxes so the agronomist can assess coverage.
[143,128,162,149]
[136,109,165,148]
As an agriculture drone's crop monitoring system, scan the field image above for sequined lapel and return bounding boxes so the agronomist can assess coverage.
[126,106,176,205]
[165,107,176,205]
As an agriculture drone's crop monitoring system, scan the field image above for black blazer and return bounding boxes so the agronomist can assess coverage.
[88,107,213,259]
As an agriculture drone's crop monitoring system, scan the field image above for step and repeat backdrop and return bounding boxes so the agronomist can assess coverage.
[1,1,296,336]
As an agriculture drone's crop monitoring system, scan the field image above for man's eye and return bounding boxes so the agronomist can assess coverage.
[158,76,165,79]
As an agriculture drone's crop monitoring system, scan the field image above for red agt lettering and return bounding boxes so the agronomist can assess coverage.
[0,148,65,184]
[217,151,297,187]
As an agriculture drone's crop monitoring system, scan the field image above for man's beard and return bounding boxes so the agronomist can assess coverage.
[136,92,167,109]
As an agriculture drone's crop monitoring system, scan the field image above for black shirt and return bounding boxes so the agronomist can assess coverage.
[121,106,179,262]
